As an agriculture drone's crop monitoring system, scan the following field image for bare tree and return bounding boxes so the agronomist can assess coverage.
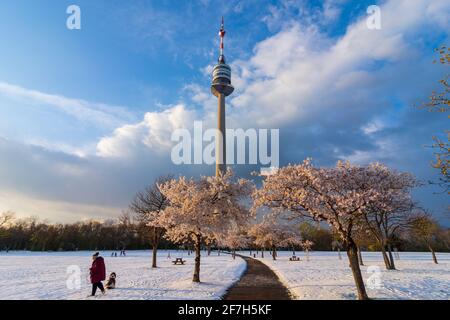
[410,215,441,264]
[352,227,373,266]
[419,46,449,192]
[117,211,135,251]
[0,211,15,228]
[360,168,419,270]
[130,175,172,268]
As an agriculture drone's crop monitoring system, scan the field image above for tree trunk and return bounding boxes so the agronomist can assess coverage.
[193,236,202,283]
[272,246,276,260]
[429,245,438,264]
[152,244,158,268]
[232,249,236,260]
[207,245,211,256]
[346,240,369,300]
[151,231,159,268]
[261,249,264,258]
[386,244,396,270]
[337,248,342,260]
[357,246,364,266]
[380,245,393,270]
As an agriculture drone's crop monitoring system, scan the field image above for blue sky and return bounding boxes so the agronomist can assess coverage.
[0,0,449,223]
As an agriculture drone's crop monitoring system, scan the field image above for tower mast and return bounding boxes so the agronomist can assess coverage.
[211,17,234,177]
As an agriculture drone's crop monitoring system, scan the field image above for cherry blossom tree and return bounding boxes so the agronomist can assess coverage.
[204,237,216,256]
[249,217,302,260]
[218,224,250,259]
[331,239,343,260]
[252,159,396,300]
[249,220,275,260]
[301,240,314,261]
[281,227,304,257]
[157,169,253,282]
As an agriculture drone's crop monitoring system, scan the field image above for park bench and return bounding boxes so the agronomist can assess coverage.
[172,257,186,265]
[289,255,301,261]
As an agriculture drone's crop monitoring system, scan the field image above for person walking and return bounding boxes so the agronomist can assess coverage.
[89,252,106,296]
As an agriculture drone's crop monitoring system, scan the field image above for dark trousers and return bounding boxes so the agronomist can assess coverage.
[91,282,104,296]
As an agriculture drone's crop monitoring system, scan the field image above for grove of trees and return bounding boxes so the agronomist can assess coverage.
[1,161,449,300]
[251,160,449,300]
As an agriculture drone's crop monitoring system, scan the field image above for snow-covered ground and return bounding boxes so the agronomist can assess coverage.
[1,249,448,300]
[247,251,450,300]
[0,250,246,300]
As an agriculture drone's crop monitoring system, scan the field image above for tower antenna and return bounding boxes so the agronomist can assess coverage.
[219,16,226,56]
[219,16,226,62]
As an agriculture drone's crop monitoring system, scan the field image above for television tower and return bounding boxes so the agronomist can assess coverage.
[211,17,234,177]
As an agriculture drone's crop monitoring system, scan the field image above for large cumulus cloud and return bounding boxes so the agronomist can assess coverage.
[0,0,449,222]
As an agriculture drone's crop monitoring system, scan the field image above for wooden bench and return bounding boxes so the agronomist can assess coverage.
[172,258,186,265]
[289,256,301,261]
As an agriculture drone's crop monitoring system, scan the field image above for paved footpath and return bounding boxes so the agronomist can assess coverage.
[223,255,293,300]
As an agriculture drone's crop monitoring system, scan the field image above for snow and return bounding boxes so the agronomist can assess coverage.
[0,250,246,300]
[248,251,450,300]
[1,249,448,300]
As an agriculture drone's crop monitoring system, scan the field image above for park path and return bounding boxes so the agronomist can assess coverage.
[223,255,293,300]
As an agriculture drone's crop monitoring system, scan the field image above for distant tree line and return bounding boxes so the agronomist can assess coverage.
[0,211,176,252]
[1,210,448,253]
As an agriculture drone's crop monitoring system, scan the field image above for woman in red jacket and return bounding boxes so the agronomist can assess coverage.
[90,252,106,296]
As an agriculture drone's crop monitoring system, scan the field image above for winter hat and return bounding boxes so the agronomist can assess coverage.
[93,252,100,257]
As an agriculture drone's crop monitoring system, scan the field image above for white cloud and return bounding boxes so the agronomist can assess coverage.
[96,104,196,158]
[362,119,386,135]
[25,138,93,158]
[228,0,449,128]
[0,82,134,128]
[322,0,344,22]
[339,138,395,165]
